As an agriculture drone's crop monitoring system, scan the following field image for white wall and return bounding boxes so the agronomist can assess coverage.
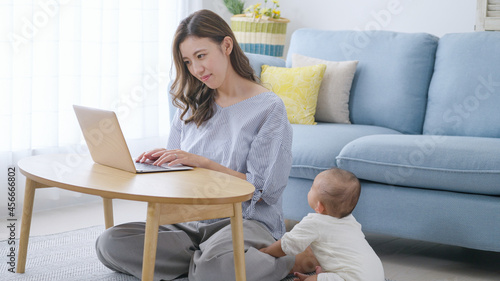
[205,0,478,56]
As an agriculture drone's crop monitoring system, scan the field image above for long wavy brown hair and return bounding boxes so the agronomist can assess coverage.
[171,9,257,127]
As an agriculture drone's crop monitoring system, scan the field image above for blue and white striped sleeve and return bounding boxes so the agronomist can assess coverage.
[166,108,182,149]
[245,101,293,206]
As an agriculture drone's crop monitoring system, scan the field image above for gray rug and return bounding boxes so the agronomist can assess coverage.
[1,225,137,281]
[0,225,393,281]
[0,225,301,281]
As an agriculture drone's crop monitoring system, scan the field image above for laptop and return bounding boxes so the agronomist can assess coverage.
[73,105,193,173]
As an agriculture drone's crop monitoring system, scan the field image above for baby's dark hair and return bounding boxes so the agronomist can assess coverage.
[317,168,361,218]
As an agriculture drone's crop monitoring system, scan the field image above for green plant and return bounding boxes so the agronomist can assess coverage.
[223,0,245,15]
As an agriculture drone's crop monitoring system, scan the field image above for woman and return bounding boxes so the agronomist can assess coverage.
[96,9,315,281]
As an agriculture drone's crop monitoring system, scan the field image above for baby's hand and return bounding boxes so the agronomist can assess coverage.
[259,247,269,254]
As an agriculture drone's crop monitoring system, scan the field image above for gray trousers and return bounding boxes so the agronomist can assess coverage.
[95,218,294,281]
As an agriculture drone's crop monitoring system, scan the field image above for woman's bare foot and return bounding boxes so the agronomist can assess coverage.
[290,246,320,274]
[293,266,323,281]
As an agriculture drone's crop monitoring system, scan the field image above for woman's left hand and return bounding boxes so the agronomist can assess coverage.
[151,149,208,168]
[150,149,246,181]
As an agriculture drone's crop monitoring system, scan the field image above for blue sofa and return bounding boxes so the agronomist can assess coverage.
[246,29,500,252]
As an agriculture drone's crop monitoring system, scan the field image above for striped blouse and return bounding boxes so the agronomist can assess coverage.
[167,92,293,239]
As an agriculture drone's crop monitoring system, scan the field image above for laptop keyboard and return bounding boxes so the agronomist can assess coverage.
[134,162,169,171]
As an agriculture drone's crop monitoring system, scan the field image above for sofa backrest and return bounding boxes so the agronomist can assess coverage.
[286,29,438,134]
[423,32,500,138]
[246,52,286,77]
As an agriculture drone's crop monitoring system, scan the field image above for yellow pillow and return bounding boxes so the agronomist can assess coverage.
[261,64,326,125]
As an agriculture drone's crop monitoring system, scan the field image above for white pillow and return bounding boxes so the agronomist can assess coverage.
[292,54,358,124]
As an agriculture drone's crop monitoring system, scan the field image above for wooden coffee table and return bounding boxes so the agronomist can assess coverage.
[16,154,255,281]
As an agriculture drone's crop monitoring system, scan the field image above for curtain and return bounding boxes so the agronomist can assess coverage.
[0,0,202,217]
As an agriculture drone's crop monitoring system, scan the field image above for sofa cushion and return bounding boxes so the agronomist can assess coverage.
[291,123,401,180]
[286,29,438,134]
[261,64,327,125]
[336,135,500,195]
[291,54,358,124]
[423,32,500,138]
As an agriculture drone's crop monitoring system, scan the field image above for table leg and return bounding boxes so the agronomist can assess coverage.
[102,198,114,229]
[16,179,36,273]
[230,202,246,281]
[141,202,160,281]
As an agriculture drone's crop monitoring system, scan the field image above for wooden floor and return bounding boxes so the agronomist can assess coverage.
[5,200,500,281]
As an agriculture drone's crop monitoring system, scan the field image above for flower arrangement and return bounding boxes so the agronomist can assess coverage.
[223,0,282,20]
[244,0,281,19]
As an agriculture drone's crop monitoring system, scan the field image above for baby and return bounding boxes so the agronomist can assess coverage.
[260,168,384,281]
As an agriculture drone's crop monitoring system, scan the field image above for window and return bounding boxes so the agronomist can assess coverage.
[476,0,500,30]
[0,0,201,213]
